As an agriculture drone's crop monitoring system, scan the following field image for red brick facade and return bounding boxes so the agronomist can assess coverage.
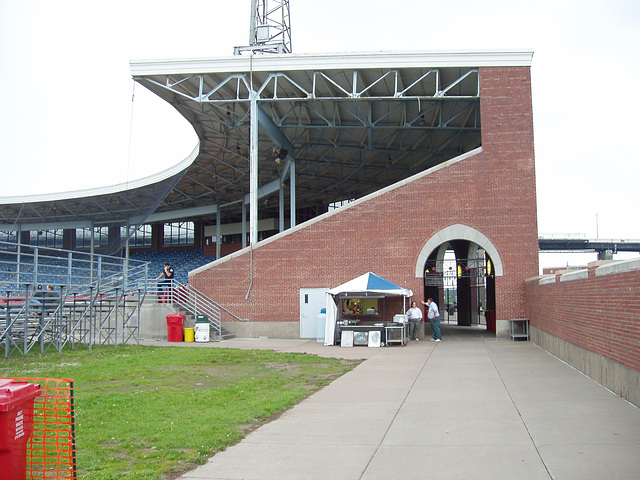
[526,264,640,373]
[190,66,539,331]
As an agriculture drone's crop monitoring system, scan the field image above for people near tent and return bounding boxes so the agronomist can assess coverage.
[422,298,442,342]
[405,301,423,341]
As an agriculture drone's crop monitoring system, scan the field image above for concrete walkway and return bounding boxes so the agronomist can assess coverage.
[144,327,640,480]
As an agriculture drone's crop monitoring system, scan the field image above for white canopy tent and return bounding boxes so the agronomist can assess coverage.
[324,272,414,346]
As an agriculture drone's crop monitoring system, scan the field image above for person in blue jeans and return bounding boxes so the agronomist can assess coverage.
[423,298,442,342]
[155,262,175,302]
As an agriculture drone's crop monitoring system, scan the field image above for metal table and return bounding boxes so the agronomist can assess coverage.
[384,323,408,346]
[509,318,530,341]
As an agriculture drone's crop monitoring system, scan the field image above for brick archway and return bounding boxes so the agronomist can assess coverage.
[414,224,504,278]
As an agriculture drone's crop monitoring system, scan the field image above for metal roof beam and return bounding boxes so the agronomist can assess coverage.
[256,104,296,159]
[130,204,218,225]
[0,221,93,232]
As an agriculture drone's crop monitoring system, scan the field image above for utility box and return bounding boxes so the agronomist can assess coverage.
[256,25,270,42]
[195,315,210,342]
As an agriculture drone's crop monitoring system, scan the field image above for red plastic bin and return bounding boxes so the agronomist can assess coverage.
[166,314,185,342]
[0,379,41,480]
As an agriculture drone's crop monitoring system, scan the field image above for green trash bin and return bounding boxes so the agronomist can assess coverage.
[195,315,210,342]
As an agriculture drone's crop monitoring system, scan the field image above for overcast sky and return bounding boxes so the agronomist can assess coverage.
[1,0,639,270]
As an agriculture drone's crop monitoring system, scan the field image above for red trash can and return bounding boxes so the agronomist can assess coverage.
[166,314,185,342]
[0,379,41,480]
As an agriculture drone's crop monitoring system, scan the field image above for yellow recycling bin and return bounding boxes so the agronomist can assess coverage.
[184,328,195,342]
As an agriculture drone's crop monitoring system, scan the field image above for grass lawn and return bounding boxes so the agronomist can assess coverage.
[0,345,362,480]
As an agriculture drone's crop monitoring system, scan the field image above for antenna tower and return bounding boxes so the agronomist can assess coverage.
[234,0,292,55]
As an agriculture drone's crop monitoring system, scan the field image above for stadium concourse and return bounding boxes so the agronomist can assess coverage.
[141,335,640,480]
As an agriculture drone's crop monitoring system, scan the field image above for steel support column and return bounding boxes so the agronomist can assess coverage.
[242,201,247,248]
[279,183,285,232]
[249,91,259,245]
[290,162,296,228]
[216,208,221,258]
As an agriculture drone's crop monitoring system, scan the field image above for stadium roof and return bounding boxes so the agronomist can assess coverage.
[0,50,533,238]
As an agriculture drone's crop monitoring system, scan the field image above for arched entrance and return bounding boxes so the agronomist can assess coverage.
[415,225,502,332]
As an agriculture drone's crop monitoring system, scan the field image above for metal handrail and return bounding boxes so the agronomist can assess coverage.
[161,279,246,338]
[0,241,246,355]
[1,241,147,357]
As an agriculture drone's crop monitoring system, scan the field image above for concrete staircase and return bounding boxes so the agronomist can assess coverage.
[140,301,236,342]
[180,310,236,341]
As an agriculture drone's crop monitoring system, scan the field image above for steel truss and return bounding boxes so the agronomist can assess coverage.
[146,67,478,102]
[234,0,292,55]
[135,64,481,234]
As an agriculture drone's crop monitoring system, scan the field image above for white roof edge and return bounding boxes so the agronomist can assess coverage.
[130,49,534,75]
[0,142,200,205]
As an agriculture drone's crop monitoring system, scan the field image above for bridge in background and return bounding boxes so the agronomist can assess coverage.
[539,236,640,255]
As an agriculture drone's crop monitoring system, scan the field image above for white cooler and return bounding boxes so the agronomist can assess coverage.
[393,314,408,324]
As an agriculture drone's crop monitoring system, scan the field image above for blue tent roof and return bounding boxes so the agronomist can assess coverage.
[327,272,413,297]
[366,273,403,291]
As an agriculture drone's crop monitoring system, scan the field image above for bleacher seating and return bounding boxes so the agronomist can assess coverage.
[130,249,216,283]
[1,242,229,358]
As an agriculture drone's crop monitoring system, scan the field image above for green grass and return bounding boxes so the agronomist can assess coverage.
[0,345,362,480]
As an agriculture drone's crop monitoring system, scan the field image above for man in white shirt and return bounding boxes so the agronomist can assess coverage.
[423,298,442,342]
[405,301,423,341]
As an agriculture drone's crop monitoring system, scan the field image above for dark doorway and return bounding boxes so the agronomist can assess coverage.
[423,244,495,332]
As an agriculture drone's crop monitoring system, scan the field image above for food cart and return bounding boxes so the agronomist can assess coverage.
[323,272,413,346]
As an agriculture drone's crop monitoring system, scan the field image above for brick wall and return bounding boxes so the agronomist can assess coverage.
[190,66,539,331]
[479,67,539,320]
[526,261,640,373]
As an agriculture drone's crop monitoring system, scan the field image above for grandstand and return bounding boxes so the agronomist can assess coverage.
[0,49,538,343]
[0,3,539,343]
[0,241,225,358]
[131,249,216,284]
